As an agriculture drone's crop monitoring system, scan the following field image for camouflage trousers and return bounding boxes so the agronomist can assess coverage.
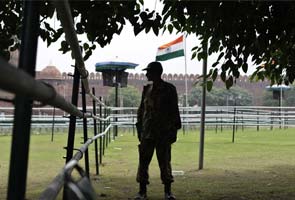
[136,139,174,185]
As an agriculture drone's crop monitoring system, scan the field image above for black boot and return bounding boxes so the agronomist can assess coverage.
[134,183,147,200]
[164,183,176,200]
[134,193,147,200]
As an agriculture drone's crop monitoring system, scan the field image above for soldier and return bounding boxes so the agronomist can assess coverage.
[135,61,181,200]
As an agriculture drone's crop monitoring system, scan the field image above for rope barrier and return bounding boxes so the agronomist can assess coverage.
[0,58,84,118]
[0,58,109,122]
[7,0,294,197]
[39,124,112,200]
[0,59,113,151]
[91,114,112,122]
[0,0,115,198]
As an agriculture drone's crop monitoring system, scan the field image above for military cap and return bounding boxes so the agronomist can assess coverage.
[142,61,163,75]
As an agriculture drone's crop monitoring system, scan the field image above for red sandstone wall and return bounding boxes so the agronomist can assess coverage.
[0,72,269,108]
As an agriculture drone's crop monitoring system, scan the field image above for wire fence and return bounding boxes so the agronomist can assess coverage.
[38,124,113,200]
[0,1,113,199]
[1,106,294,130]
[1,0,293,199]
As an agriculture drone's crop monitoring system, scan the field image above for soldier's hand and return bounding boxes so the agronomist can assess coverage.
[137,132,141,141]
[168,129,177,144]
[169,135,177,144]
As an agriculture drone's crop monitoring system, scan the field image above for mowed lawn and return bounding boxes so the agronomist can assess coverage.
[1,127,295,199]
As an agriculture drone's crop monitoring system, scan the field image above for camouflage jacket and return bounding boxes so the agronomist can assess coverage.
[136,80,181,142]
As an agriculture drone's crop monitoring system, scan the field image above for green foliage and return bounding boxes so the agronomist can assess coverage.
[0,1,162,61]
[285,88,295,106]
[262,87,295,106]
[2,1,295,90]
[0,1,22,60]
[188,86,253,106]
[261,91,279,106]
[160,1,295,87]
[107,85,141,107]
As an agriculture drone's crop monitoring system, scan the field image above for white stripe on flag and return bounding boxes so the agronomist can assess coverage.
[156,42,183,56]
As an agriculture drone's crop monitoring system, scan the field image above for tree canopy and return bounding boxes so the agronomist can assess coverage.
[160,1,295,88]
[188,86,253,106]
[262,87,295,107]
[0,0,161,60]
[107,86,141,107]
[1,1,295,89]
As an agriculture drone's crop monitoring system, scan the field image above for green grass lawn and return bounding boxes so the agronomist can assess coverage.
[1,127,295,199]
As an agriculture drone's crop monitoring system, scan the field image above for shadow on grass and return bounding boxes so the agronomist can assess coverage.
[91,164,295,200]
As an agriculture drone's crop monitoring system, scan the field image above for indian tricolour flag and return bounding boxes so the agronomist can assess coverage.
[156,36,184,61]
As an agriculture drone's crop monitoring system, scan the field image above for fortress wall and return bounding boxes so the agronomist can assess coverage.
[0,72,269,108]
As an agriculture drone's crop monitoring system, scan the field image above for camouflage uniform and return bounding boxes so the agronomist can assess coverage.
[136,80,181,185]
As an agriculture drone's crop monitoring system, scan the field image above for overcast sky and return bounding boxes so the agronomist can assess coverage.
[36,1,257,76]
[37,25,203,75]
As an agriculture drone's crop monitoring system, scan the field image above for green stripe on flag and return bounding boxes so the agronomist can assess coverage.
[156,49,184,61]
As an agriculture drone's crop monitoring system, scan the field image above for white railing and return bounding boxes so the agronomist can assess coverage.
[1,106,295,129]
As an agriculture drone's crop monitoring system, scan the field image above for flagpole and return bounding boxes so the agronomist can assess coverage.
[184,34,188,107]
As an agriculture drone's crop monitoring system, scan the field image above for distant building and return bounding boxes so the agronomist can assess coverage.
[0,63,269,109]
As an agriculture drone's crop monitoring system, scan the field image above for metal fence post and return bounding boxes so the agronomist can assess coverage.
[99,98,103,164]
[182,108,186,135]
[257,111,259,132]
[81,82,90,177]
[7,2,40,199]
[241,111,244,132]
[63,67,80,200]
[220,109,223,132]
[215,109,218,134]
[104,105,108,148]
[270,111,273,130]
[232,107,236,143]
[65,67,80,162]
[99,97,105,156]
[109,108,112,143]
[92,88,99,175]
[285,110,288,129]
[236,109,239,132]
[132,110,135,136]
[51,107,56,142]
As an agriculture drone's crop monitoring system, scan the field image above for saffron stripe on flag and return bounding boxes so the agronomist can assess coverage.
[155,36,184,61]
[158,36,184,50]
[157,42,183,56]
